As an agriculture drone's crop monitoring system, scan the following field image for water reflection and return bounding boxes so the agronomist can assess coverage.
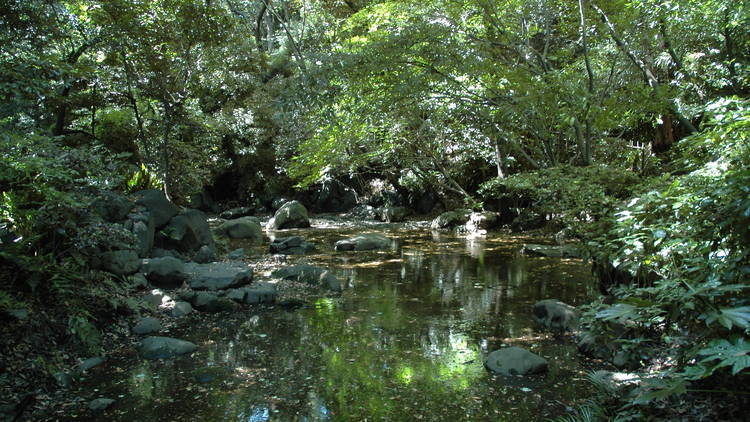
[74,225,597,421]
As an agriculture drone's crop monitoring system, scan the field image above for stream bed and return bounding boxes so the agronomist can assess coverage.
[72,219,599,421]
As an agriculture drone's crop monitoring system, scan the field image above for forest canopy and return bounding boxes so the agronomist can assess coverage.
[1,0,749,419]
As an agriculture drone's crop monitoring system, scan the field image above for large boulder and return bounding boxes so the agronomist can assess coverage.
[91,191,133,223]
[158,209,214,253]
[431,209,471,230]
[215,216,263,242]
[185,261,253,291]
[185,291,239,313]
[99,249,141,276]
[132,317,162,335]
[134,190,179,228]
[522,244,582,258]
[272,264,342,291]
[267,201,310,230]
[130,212,155,258]
[141,256,189,288]
[533,299,578,332]
[377,206,410,223]
[306,178,357,213]
[226,283,278,304]
[484,347,548,376]
[138,336,197,359]
[189,190,219,214]
[269,236,315,255]
[334,233,394,252]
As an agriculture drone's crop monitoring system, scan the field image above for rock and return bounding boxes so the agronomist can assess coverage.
[99,249,141,276]
[431,209,471,230]
[193,245,217,264]
[522,244,582,258]
[267,200,310,230]
[138,336,197,359]
[130,212,155,258]
[77,357,104,373]
[219,207,254,220]
[271,198,291,212]
[140,257,188,288]
[226,283,278,304]
[306,178,357,213]
[134,189,179,228]
[171,301,193,317]
[92,192,132,223]
[269,236,315,255]
[227,248,245,260]
[484,347,548,376]
[349,205,378,220]
[377,206,410,223]
[189,190,219,213]
[190,291,238,313]
[54,371,73,388]
[150,248,185,260]
[133,317,162,335]
[272,264,341,291]
[129,273,149,289]
[142,290,167,307]
[215,216,263,241]
[533,299,578,332]
[88,398,115,411]
[334,233,393,252]
[466,212,500,233]
[158,209,214,252]
[185,261,253,291]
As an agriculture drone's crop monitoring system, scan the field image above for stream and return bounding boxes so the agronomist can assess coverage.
[72,219,599,421]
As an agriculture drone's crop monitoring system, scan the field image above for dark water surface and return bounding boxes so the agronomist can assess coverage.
[75,220,598,421]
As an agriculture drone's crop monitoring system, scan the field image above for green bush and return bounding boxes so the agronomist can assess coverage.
[583,98,750,411]
[478,165,641,234]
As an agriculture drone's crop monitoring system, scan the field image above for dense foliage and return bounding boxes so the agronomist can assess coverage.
[1,0,749,419]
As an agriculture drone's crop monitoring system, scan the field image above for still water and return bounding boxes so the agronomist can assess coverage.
[76,220,598,421]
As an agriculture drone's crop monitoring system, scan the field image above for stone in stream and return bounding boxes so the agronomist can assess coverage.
[193,245,217,264]
[138,336,197,359]
[272,264,342,292]
[141,256,189,288]
[185,261,253,291]
[88,398,115,411]
[77,357,105,373]
[170,301,193,317]
[266,200,310,230]
[269,236,315,255]
[227,248,245,260]
[189,291,239,313]
[466,211,500,233]
[430,209,471,230]
[215,216,263,241]
[219,206,254,220]
[226,283,278,304]
[334,233,393,252]
[533,299,578,332]
[484,347,548,376]
[522,244,582,258]
[377,206,410,223]
[132,317,162,335]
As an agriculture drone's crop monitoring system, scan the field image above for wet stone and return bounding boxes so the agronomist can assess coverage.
[138,336,197,360]
[484,347,548,376]
[132,317,162,335]
[88,398,115,411]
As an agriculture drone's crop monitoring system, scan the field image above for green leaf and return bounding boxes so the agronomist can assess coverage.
[704,306,750,330]
[595,303,637,322]
[698,338,750,376]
